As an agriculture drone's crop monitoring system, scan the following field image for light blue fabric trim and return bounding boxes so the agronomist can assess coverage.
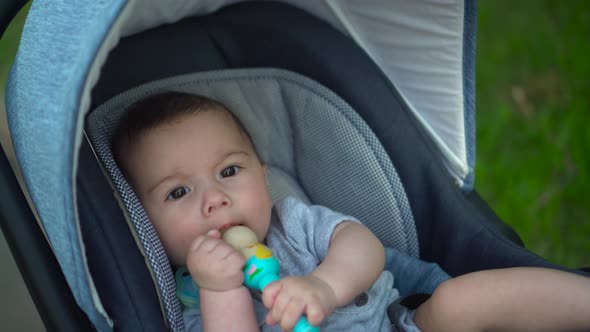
[462,0,477,190]
[5,0,128,330]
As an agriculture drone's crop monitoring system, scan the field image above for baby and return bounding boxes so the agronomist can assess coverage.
[113,91,590,331]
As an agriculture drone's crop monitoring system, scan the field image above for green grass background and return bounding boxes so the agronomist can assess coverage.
[476,1,589,268]
[1,2,589,268]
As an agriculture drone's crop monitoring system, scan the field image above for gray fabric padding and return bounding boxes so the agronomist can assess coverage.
[266,167,311,204]
[86,68,419,329]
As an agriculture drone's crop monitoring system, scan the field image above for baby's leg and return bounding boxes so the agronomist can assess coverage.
[413,267,590,332]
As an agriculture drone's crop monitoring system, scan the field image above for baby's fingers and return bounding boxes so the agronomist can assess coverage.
[206,229,221,239]
[305,302,325,326]
[266,287,291,326]
[279,297,306,331]
[262,281,282,309]
[188,234,218,253]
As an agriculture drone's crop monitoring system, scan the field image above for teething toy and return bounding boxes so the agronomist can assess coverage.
[222,225,320,332]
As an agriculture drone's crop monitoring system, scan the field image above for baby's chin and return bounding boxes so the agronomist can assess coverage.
[172,260,185,269]
[256,226,271,244]
[172,251,188,267]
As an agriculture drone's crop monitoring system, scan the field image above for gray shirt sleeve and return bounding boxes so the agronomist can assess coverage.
[266,196,360,278]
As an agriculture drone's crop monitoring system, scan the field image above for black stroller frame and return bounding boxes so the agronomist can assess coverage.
[1,1,588,331]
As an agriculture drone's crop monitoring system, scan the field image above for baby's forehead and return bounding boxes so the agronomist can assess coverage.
[179,109,258,153]
[209,109,261,160]
[120,104,260,165]
[186,108,248,136]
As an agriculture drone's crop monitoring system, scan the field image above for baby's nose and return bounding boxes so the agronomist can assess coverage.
[202,186,231,216]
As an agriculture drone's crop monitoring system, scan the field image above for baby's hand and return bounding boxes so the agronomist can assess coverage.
[186,230,246,292]
[262,274,338,330]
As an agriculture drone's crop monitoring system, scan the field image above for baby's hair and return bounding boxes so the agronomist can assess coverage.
[112,91,260,162]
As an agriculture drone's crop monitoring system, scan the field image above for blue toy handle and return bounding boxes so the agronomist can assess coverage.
[242,252,320,331]
[293,316,320,332]
[175,256,319,331]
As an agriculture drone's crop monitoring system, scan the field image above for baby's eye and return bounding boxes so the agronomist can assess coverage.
[220,166,240,178]
[167,186,190,200]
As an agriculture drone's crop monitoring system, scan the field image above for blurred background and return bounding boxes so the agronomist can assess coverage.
[476,1,589,268]
[1,1,589,330]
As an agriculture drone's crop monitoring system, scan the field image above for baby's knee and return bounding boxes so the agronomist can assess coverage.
[428,278,463,320]
[415,278,481,332]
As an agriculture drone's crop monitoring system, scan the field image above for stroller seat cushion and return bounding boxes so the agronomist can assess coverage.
[86,68,419,328]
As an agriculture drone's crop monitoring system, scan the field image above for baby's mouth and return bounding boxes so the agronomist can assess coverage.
[219,222,242,234]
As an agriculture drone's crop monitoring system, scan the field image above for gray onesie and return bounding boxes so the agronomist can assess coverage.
[183,197,405,331]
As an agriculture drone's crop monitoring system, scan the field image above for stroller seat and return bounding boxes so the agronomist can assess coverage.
[86,67,421,330]
[4,1,586,331]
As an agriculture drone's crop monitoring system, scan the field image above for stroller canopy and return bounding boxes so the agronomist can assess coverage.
[5,0,476,330]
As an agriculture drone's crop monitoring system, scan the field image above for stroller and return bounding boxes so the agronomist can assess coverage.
[1,1,588,331]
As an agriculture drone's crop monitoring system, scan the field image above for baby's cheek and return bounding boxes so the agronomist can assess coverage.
[164,240,186,267]
[159,228,191,266]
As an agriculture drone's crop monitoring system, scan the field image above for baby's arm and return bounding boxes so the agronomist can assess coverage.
[200,287,258,331]
[187,230,259,331]
[263,221,385,329]
[414,267,590,332]
[313,221,385,305]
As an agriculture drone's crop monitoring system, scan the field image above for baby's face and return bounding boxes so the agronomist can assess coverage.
[120,111,272,266]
